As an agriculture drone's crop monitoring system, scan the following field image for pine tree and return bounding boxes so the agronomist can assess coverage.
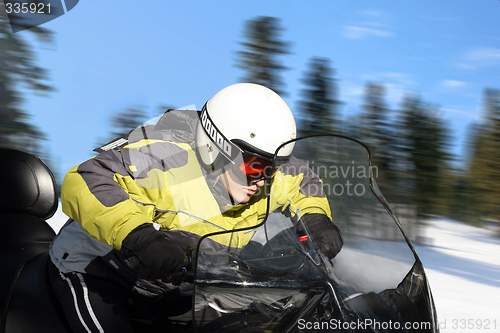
[359,82,397,201]
[0,11,54,156]
[360,82,390,144]
[469,89,500,222]
[396,94,450,219]
[296,57,341,136]
[445,169,479,224]
[235,16,292,96]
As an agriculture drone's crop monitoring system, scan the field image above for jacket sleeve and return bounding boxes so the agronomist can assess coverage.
[61,149,154,250]
[271,156,332,219]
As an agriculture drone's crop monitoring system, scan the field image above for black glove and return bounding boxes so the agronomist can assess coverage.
[120,223,185,280]
[299,214,343,259]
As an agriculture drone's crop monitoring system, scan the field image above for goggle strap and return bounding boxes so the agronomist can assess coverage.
[198,104,242,161]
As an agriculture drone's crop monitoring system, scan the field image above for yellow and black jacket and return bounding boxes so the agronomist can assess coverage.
[49,110,331,295]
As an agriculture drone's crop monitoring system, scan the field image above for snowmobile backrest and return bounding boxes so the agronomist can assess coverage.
[0,148,58,332]
[0,148,58,219]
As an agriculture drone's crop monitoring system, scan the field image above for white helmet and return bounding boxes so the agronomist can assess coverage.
[196,83,296,181]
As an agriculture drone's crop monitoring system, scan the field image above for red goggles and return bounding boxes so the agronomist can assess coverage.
[232,154,279,184]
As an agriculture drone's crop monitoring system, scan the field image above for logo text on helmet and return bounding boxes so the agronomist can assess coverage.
[200,107,233,159]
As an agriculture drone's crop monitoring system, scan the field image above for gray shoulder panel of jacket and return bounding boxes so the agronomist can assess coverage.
[135,141,189,172]
[77,149,131,207]
[49,219,114,274]
[280,156,326,198]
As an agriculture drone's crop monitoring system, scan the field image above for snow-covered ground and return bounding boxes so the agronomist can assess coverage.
[414,218,500,332]
[47,210,500,332]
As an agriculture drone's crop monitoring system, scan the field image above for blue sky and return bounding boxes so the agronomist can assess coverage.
[18,0,500,182]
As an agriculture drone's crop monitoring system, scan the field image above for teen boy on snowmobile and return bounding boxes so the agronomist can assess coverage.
[48,83,343,333]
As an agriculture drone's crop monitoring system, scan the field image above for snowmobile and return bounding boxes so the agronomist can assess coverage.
[0,134,439,332]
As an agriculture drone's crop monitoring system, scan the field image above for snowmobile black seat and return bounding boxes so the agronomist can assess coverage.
[0,148,65,332]
[4,253,72,332]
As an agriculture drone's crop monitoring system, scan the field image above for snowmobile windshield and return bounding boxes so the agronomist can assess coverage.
[193,135,439,333]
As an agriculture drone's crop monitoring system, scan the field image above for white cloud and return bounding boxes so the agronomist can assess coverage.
[457,47,500,69]
[379,72,415,86]
[343,9,393,40]
[466,47,500,61]
[455,62,475,70]
[343,26,392,39]
[441,80,466,89]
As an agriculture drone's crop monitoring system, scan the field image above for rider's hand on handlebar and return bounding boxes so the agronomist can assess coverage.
[120,223,185,280]
[299,214,343,260]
